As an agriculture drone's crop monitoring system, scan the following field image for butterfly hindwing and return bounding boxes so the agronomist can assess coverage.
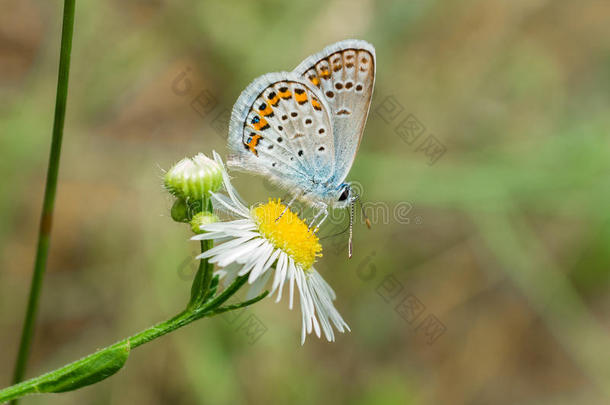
[228,72,336,189]
[293,39,376,185]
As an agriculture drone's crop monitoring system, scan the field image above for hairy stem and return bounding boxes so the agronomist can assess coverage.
[11,0,76,399]
[0,275,266,403]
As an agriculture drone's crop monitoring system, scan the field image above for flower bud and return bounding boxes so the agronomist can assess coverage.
[190,212,219,234]
[164,153,222,201]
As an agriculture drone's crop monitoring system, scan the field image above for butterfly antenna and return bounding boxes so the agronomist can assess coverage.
[348,200,354,258]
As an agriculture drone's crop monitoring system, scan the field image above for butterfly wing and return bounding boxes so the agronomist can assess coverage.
[293,39,376,185]
[228,72,337,194]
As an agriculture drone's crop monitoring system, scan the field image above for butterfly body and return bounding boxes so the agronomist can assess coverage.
[228,39,375,219]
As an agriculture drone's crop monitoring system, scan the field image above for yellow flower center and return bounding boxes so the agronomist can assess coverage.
[252,199,322,270]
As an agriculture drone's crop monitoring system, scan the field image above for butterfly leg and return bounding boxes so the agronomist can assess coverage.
[275,194,299,222]
[309,203,328,232]
[313,208,329,233]
[308,206,324,228]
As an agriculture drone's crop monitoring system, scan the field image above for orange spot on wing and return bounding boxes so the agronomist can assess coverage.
[268,94,280,106]
[259,104,273,117]
[251,117,269,131]
[295,92,308,104]
[246,134,263,156]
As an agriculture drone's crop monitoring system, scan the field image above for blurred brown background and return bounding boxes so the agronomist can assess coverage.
[1,0,610,404]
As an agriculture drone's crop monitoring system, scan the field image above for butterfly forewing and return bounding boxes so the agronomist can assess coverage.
[228,72,336,188]
[294,40,376,185]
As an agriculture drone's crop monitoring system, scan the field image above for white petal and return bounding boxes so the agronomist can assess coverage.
[210,192,249,218]
[200,219,254,232]
[294,270,311,334]
[191,230,230,241]
[270,252,286,296]
[215,238,265,267]
[288,258,296,310]
[212,151,249,213]
[299,288,307,344]
[302,270,321,338]
[309,269,350,337]
[214,269,227,280]
[246,269,272,300]
[249,247,280,284]
[221,263,241,287]
[248,243,275,283]
[237,242,272,276]
[197,235,257,259]
[274,253,288,303]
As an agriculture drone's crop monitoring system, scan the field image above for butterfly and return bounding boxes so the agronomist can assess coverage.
[227,39,375,257]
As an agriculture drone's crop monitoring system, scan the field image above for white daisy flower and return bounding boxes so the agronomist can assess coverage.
[192,152,350,344]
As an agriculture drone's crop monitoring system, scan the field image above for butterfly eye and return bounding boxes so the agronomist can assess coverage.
[338,188,350,202]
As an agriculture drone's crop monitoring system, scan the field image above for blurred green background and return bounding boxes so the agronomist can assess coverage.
[2,0,610,404]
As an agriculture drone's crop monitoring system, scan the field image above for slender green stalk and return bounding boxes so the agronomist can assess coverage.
[1,212,267,403]
[0,273,268,403]
[199,240,215,298]
[11,0,76,396]
[188,239,215,309]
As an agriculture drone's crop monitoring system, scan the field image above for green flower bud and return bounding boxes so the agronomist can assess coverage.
[190,212,219,234]
[170,198,189,223]
[164,153,222,201]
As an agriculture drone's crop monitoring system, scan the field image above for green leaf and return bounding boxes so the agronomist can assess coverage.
[36,341,130,393]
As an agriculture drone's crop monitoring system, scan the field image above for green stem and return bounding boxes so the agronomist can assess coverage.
[188,199,215,308]
[188,239,214,309]
[199,240,215,298]
[11,0,76,397]
[0,275,267,403]
[211,292,269,315]
[129,274,250,349]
